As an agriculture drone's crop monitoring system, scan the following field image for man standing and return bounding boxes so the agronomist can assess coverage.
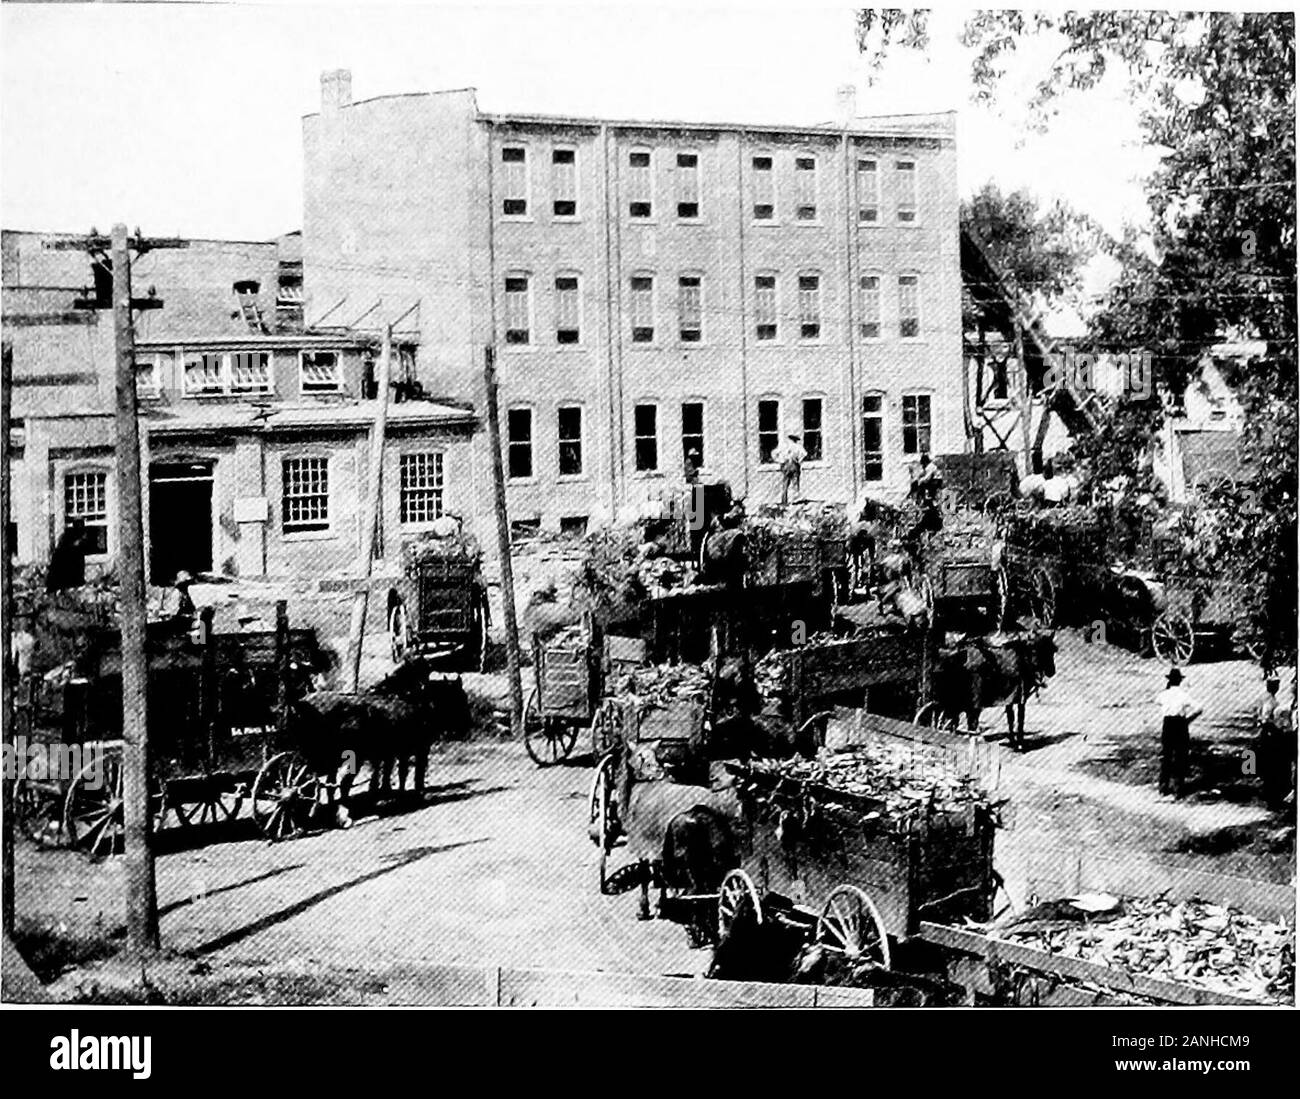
[907,452,944,543]
[1256,674,1289,809]
[772,433,806,506]
[1157,668,1202,800]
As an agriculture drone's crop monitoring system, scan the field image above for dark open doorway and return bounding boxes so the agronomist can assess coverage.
[150,460,214,584]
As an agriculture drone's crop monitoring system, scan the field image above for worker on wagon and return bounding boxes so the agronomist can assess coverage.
[772,433,807,506]
[683,446,702,485]
[907,453,944,543]
[1157,667,1202,800]
[1256,674,1290,809]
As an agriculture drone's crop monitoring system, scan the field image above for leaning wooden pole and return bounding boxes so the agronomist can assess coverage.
[483,346,524,737]
[2,339,15,937]
[346,324,393,694]
[113,223,159,954]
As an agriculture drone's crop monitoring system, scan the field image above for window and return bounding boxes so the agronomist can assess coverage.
[795,156,817,220]
[752,155,775,220]
[681,401,705,468]
[504,274,532,345]
[630,274,655,343]
[63,470,108,556]
[798,274,821,340]
[859,275,881,339]
[633,403,658,472]
[300,350,341,394]
[628,149,652,219]
[802,397,824,462]
[678,274,702,342]
[229,352,271,394]
[555,273,581,344]
[135,354,164,399]
[757,398,780,465]
[856,158,880,223]
[501,146,528,216]
[902,393,931,455]
[898,273,920,339]
[183,351,271,396]
[184,353,226,396]
[560,516,588,537]
[506,407,533,479]
[896,159,917,223]
[862,394,884,481]
[755,274,778,341]
[558,405,584,477]
[282,457,330,534]
[399,452,444,526]
[551,147,577,217]
[676,152,700,219]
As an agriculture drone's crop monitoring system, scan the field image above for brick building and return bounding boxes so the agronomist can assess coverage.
[2,229,478,582]
[302,72,964,533]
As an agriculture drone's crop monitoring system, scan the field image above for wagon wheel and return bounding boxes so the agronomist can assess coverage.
[826,570,844,616]
[1190,467,1235,502]
[251,751,320,841]
[717,868,763,940]
[1029,566,1058,627]
[913,701,957,732]
[589,698,619,757]
[992,564,1010,630]
[388,602,410,665]
[588,752,620,893]
[63,745,148,859]
[1151,609,1196,666]
[473,597,489,672]
[522,688,578,766]
[916,575,935,616]
[14,777,65,846]
[173,786,244,830]
[815,884,891,970]
[983,491,1013,519]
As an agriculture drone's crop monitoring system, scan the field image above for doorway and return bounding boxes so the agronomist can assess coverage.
[149,460,214,584]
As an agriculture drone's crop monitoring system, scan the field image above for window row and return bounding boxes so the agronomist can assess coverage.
[502,393,933,480]
[499,144,922,225]
[135,351,344,399]
[501,270,925,346]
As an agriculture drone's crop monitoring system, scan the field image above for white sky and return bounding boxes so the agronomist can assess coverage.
[1,1,1159,249]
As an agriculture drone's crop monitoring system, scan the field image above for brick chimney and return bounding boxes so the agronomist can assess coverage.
[321,69,353,114]
[836,85,858,124]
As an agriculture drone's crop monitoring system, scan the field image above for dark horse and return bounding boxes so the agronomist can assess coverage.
[920,629,1057,750]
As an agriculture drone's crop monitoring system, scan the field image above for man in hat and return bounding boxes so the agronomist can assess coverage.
[771,433,807,506]
[1256,672,1290,809]
[1157,668,1202,799]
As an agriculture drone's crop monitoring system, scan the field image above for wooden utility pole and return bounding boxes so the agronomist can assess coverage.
[2,339,14,937]
[1012,281,1033,476]
[483,347,524,737]
[346,323,393,693]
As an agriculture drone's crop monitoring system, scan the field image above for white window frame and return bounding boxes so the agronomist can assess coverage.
[503,271,534,348]
[183,352,227,397]
[895,158,918,224]
[281,455,332,537]
[797,272,823,343]
[856,156,880,224]
[627,147,654,220]
[299,349,343,395]
[182,351,272,397]
[554,271,583,346]
[756,396,782,468]
[898,272,922,340]
[754,272,779,342]
[861,392,885,482]
[801,394,826,465]
[632,401,660,474]
[399,451,446,529]
[858,273,882,340]
[675,150,702,222]
[751,152,776,223]
[629,271,656,345]
[551,145,579,220]
[677,272,703,344]
[557,403,585,480]
[506,405,535,482]
[135,353,165,400]
[62,467,111,559]
[681,399,706,470]
[794,152,820,223]
[901,392,932,456]
[501,143,530,219]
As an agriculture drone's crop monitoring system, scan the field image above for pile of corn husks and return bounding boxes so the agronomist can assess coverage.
[994,896,1294,1004]
[753,633,839,698]
[611,661,712,708]
[743,744,993,819]
[403,530,483,567]
[748,501,847,541]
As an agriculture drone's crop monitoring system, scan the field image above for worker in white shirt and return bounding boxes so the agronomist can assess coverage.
[1256,673,1289,809]
[1157,667,1202,799]
[772,434,807,506]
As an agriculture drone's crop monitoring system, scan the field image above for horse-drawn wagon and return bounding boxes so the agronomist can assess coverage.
[914,519,1009,632]
[999,505,1111,628]
[387,525,490,672]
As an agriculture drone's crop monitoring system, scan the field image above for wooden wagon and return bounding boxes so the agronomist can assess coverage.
[387,537,490,672]
[915,521,1009,632]
[999,505,1111,628]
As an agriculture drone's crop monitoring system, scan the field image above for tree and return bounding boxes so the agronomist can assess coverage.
[858,10,1297,661]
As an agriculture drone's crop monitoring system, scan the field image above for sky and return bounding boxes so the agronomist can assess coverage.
[1,0,1159,255]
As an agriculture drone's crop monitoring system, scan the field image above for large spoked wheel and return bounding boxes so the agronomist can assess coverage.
[815,884,892,970]
[914,702,958,731]
[826,570,844,616]
[252,751,320,841]
[588,752,620,893]
[15,777,66,846]
[389,602,410,665]
[1151,609,1196,666]
[523,688,578,766]
[1029,567,1058,627]
[589,699,619,757]
[991,564,1010,630]
[172,785,244,830]
[63,744,124,859]
[916,575,935,617]
[717,868,764,941]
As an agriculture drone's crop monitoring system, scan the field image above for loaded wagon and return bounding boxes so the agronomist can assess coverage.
[915,520,1009,632]
[387,528,490,672]
[999,505,1111,628]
